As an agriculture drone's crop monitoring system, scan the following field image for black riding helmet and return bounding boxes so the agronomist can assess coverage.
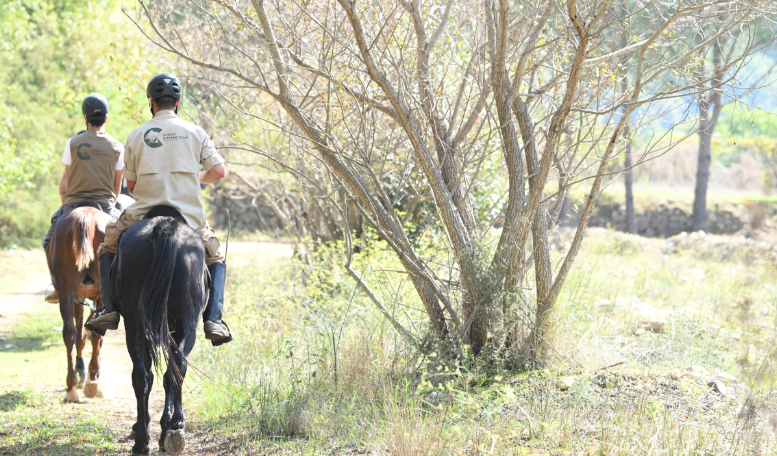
[147,73,183,116]
[81,94,109,118]
[147,73,183,100]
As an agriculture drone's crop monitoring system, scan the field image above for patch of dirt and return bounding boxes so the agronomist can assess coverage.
[0,243,293,455]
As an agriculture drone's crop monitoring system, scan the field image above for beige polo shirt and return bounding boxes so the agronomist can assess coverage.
[122,110,223,229]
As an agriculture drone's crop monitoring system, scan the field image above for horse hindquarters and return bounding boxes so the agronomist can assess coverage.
[118,215,203,455]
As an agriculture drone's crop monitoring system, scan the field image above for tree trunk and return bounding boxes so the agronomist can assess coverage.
[623,123,636,234]
[692,41,724,233]
[528,207,553,366]
[692,127,713,232]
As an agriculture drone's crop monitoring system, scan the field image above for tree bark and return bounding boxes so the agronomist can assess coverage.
[623,122,636,234]
[692,40,724,233]
[692,125,713,232]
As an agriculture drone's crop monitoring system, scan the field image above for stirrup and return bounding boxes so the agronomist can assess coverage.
[85,308,120,336]
[204,320,233,347]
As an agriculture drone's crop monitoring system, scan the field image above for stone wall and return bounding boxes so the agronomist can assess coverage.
[559,203,744,237]
[208,182,747,239]
[209,190,284,233]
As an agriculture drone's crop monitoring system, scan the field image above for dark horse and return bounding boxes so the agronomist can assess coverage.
[47,204,109,402]
[113,206,208,455]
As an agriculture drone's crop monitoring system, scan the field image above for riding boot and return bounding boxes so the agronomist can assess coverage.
[85,253,120,336]
[43,244,59,303]
[203,263,233,346]
[45,280,59,303]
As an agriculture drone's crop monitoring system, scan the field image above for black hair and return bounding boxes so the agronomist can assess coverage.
[86,115,107,127]
[155,96,178,111]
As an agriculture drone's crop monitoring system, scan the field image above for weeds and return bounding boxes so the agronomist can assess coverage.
[181,228,777,454]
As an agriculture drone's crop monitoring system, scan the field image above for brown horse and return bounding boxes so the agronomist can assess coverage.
[46,204,110,402]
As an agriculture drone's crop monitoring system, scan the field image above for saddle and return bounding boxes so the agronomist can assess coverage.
[110,205,210,292]
[73,200,103,210]
[145,205,185,222]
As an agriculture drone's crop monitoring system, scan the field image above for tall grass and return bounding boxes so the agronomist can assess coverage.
[187,230,777,454]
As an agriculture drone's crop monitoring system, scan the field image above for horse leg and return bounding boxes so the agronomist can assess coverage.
[126,327,151,455]
[144,348,154,435]
[84,330,104,399]
[60,290,80,403]
[73,303,87,389]
[160,331,192,455]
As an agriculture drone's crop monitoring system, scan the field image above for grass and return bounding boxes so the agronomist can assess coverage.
[0,310,64,388]
[1,231,776,454]
[0,311,122,455]
[184,229,777,455]
[0,396,121,455]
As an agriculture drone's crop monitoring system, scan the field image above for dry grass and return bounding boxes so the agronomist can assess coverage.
[182,228,777,455]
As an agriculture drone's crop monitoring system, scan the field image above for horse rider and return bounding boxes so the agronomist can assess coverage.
[86,73,233,346]
[43,94,124,303]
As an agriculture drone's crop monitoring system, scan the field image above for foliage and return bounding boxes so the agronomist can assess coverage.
[132,0,777,366]
[0,0,169,246]
[719,104,777,140]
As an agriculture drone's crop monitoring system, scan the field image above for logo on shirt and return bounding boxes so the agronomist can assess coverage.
[144,128,164,148]
[76,143,91,160]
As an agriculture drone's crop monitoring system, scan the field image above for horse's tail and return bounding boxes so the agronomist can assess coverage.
[138,217,183,383]
[72,210,95,272]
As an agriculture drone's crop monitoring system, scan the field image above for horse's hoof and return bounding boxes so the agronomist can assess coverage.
[83,380,103,398]
[164,429,185,455]
[131,444,149,455]
[64,389,79,403]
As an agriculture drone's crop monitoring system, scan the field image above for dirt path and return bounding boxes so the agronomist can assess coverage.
[0,241,293,455]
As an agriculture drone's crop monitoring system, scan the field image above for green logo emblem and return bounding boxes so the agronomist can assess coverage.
[76,143,91,160]
[144,128,164,148]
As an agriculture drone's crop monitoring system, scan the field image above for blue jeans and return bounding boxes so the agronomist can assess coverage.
[42,201,123,252]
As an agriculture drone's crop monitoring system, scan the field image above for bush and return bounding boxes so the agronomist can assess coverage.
[0,183,60,248]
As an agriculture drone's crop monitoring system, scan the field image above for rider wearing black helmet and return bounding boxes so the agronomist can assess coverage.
[43,94,125,303]
[87,73,232,346]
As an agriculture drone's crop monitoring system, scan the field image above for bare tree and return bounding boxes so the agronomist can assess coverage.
[125,0,776,365]
[691,15,776,232]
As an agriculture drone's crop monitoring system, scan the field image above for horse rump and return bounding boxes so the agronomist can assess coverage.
[116,207,206,385]
[70,209,96,272]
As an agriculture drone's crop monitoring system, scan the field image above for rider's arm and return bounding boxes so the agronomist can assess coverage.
[59,169,68,204]
[114,145,126,198]
[198,132,225,185]
[127,180,136,193]
[199,164,226,185]
[60,139,71,203]
[113,170,122,198]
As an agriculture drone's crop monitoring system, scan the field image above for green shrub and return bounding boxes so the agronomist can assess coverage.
[0,183,60,248]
